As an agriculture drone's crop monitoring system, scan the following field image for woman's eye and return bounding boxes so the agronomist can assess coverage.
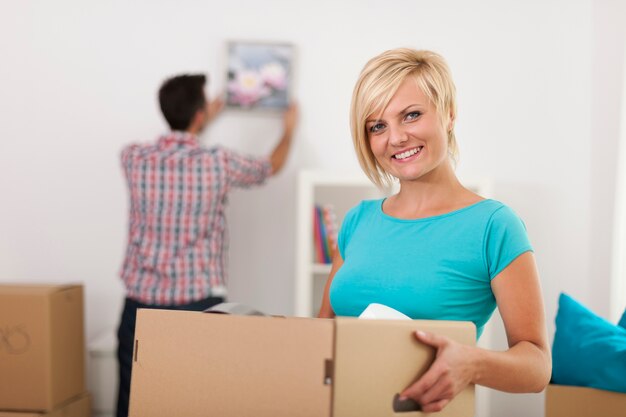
[369,123,385,133]
[405,111,421,121]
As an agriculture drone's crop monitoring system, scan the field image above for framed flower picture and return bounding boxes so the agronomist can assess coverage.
[225,41,294,110]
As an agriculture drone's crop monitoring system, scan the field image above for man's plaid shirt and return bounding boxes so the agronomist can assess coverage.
[120,131,271,305]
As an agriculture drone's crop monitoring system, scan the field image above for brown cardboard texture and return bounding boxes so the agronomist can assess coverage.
[0,392,91,417]
[0,285,85,411]
[545,384,626,417]
[129,309,475,417]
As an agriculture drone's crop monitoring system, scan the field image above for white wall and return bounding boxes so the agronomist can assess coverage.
[1,1,623,416]
[592,0,626,321]
[611,34,626,322]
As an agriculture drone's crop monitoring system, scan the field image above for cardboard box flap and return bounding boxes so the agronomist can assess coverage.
[0,284,79,296]
[49,287,85,406]
[333,318,475,417]
[129,309,334,417]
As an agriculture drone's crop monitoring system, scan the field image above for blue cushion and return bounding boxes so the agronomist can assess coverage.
[552,293,626,393]
[619,309,626,329]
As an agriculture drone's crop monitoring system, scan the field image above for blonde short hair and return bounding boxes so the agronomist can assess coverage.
[350,48,458,188]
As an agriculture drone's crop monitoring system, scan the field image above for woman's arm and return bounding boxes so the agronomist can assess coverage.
[400,251,551,412]
[317,251,344,318]
[472,251,551,391]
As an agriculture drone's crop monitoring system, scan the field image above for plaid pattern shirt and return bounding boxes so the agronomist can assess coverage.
[120,131,272,305]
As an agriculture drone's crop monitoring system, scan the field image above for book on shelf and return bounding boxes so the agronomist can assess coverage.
[312,204,338,264]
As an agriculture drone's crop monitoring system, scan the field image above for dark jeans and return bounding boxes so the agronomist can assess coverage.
[116,296,224,417]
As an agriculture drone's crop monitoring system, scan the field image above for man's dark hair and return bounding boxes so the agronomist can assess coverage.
[158,74,207,131]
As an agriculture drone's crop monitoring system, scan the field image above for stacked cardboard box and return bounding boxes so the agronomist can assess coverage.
[0,284,91,417]
[129,309,476,417]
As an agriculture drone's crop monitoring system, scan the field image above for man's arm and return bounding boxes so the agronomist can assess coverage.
[270,103,298,175]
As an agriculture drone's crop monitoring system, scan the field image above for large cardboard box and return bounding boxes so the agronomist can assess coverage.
[0,393,91,417]
[545,384,626,417]
[0,285,85,411]
[129,309,475,417]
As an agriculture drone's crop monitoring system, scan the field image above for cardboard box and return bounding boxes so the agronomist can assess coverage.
[545,384,626,417]
[0,285,86,411]
[0,392,91,417]
[129,309,475,417]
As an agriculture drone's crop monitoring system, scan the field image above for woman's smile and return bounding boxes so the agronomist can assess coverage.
[392,146,423,161]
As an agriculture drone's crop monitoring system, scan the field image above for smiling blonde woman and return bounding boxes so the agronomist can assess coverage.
[318,48,551,413]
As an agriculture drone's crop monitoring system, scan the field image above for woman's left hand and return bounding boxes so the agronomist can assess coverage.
[399,330,477,413]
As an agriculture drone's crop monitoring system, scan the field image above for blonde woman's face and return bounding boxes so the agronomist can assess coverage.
[365,78,450,183]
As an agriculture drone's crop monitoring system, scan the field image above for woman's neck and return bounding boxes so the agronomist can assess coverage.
[385,167,482,219]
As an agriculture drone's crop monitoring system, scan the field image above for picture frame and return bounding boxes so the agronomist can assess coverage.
[225,41,294,110]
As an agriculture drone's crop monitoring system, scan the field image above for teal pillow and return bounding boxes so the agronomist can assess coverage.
[552,293,626,393]
[619,309,626,329]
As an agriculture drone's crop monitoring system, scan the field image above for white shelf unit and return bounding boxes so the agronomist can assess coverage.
[294,170,393,317]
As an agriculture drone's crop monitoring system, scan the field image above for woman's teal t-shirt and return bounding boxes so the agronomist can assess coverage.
[329,199,533,338]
